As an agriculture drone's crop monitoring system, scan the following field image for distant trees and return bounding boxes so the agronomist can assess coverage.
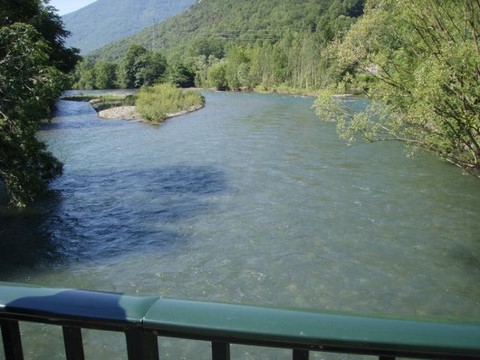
[117,45,167,88]
[74,0,365,92]
[74,45,168,89]
[0,0,79,206]
[315,0,480,176]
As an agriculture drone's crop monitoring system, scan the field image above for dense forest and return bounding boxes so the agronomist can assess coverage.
[75,0,365,92]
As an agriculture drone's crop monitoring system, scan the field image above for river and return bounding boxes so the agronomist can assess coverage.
[1,91,479,359]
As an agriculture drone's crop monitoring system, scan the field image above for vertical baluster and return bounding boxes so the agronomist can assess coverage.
[0,320,24,360]
[62,326,85,360]
[292,348,309,360]
[212,341,230,360]
[125,328,159,360]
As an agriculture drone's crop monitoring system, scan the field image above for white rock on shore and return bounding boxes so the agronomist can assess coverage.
[97,106,142,120]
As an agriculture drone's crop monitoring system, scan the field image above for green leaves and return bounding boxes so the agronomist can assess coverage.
[317,0,480,176]
[0,1,77,206]
[117,45,167,89]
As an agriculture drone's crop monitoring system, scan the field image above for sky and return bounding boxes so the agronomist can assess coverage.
[49,0,98,15]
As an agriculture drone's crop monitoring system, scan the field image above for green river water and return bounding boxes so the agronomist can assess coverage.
[0,91,479,359]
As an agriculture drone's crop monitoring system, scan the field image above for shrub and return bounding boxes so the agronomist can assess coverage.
[136,83,204,124]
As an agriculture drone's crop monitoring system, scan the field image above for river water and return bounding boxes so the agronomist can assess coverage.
[1,91,479,359]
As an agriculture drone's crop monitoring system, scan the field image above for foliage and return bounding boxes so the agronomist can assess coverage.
[93,61,118,89]
[78,0,365,92]
[117,45,167,89]
[0,23,66,206]
[315,0,480,175]
[74,45,168,90]
[166,62,196,88]
[207,61,228,91]
[90,0,365,92]
[0,0,78,206]
[136,84,204,124]
[1,0,80,72]
[72,58,97,89]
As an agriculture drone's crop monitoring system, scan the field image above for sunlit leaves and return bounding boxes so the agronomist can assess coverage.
[316,0,480,176]
[0,12,72,206]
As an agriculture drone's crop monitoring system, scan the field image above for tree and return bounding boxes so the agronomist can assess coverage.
[1,0,80,73]
[0,24,66,206]
[0,0,78,206]
[136,51,167,87]
[94,61,118,89]
[73,58,96,90]
[117,45,166,88]
[167,62,196,88]
[117,45,148,88]
[207,61,228,90]
[315,0,480,176]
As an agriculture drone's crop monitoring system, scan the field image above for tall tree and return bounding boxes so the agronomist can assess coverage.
[117,45,166,88]
[0,1,79,206]
[94,61,118,89]
[315,0,480,176]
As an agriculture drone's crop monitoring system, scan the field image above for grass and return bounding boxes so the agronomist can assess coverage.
[136,84,205,124]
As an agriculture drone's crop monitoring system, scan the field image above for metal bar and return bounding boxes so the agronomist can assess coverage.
[1,282,480,359]
[212,341,230,360]
[0,319,24,360]
[293,349,309,360]
[125,327,159,360]
[62,326,85,360]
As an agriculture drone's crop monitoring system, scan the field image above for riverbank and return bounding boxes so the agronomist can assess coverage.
[62,89,205,123]
[97,104,204,121]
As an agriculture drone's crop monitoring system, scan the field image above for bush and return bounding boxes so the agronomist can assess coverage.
[136,83,204,124]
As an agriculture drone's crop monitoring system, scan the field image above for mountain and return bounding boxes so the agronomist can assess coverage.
[62,0,196,54]
[90,0,364,61]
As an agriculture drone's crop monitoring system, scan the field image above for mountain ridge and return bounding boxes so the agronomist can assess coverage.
[62,0,196,54]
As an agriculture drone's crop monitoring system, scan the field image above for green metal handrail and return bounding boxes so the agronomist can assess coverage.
[0,282,479,360]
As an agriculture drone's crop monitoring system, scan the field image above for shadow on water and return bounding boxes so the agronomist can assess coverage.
[0,165,228,276]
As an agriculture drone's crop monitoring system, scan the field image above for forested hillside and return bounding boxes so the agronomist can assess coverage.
[62,0,195,53]
[77,0,364,91]
[92,0,363,61]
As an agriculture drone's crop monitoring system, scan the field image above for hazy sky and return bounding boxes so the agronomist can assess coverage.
[49,0,97,15]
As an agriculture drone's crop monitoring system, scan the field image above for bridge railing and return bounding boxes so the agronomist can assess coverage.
[0,282,479,360]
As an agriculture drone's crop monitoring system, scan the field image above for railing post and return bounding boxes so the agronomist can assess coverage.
[1,320,24,360]
[125,327,159,360]
[293,348,309,360]
[62,326,85,360]
[212,341,230,360]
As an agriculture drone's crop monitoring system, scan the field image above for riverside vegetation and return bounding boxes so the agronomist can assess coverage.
[64,84,204,124]
[74,0,480,179]
[2,0,480,206]
[136,84,204,124]
[0,0,79,207]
